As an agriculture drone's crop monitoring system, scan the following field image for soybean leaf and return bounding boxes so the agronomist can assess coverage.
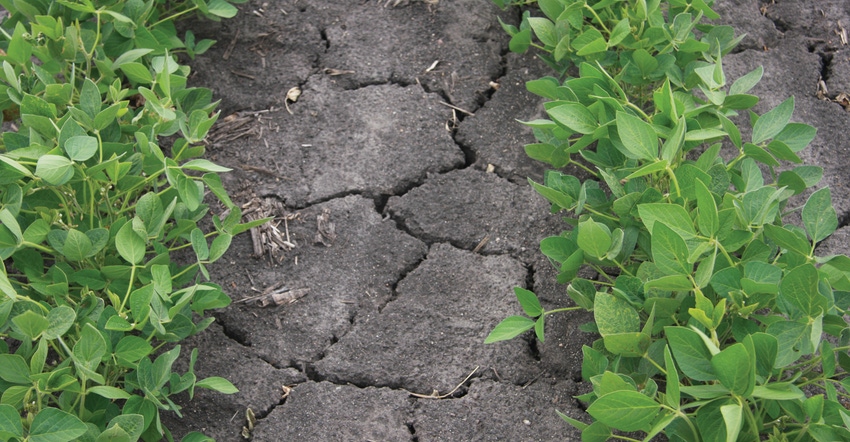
[730,66,763,95]
[62,229,92,262]
[624,160,667,180]
[778,263,827,318]
[586,390,659,432]
[43,306,75,340]
[763,224,811,257]
[116,222,146,265]
[0,354,31,384]
[594,292,640,336]
[766,320,809,367]
[720,403,744,442]
[661,117,686,162]
[637,203,695,237]
[752,96,794,144]
[181,159,232,173]
[775,122,817,152]
[207,0,239,18]
[514,287,543,317]
[88,386,132,400]
[0,404,23,439]
[28,408,87,442]
[615,111,658,160]
[196,376,238,393]
[802,187,837,243]
[577,218,612,259]
[190,228,209,261]
[35,155,74,185]
[547,103,598,134]
[485,316,535,343]
[12,310,49,340]
[651,223,690,276]
[73,323,107,363]
[711,343,754,396]
[665,326,715,381]
[695,179,718,237]
[664,345,680,408]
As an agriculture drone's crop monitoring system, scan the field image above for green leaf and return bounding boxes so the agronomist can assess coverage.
[602,332,650,357]
[27,408,86,442]
[775,122,817,152]
[720,403,743,442]
[802,187,837,243]
[0,354,30,384]
[577,218,612,259]
[624,160,668,180]
[79,78,101,118]
[181,159,232,173]
[12,309,49,340]
[695,179,718,237]
[105,315,134,331]
[729,66,763,95]
[176,174,202,211]
[615,111,657,160]
[106,415,145,442]
[120,62,153,84]
[661,117,686,162]
[44,305,75,340]
[116,222,145,264]
[484,316,535,343]
[509,28,532,52]
[586,390,659,432]
[711,343,754,396]
[35,155,74,185]
[665,326,715,381]
[528,178,574,209]
[514,287,543,317]
[0,404,23,439]
[138,87,176,120]
[527,17,556,46]
[88,386,132,399]
[766,320,809,367]
[752,96,794,144]
[750,384,805,400]
[115,335,153,367]
[664,345,680,408]
[644,274,693,291]
[207,0,239,17]
[779,263,827,318]
[547,103,598,135]
[191,228,209,261]
[196,376,238,394]
[62,229,92,262]
[208,233,232,263]
[651,223,690,276]
[73,323,107,363]
[594,292,640,335]
[763,224,811,257]
[637,203,695,237]
[608,18,630,47]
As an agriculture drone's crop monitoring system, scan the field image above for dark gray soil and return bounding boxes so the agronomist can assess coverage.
[164,0,850,440]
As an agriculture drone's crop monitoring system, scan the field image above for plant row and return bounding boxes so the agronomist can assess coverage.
[487,0,850,440]
[0,0,262,441]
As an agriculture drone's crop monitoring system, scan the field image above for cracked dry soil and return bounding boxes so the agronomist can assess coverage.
[162,0,850,440]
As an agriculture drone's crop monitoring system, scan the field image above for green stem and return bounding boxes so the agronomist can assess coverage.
[666,165,682,198]
[583,4,611,35]
[150,6,199,28]
[569,158,599,178]
[543,306,583,316]
[118,265,136,314]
